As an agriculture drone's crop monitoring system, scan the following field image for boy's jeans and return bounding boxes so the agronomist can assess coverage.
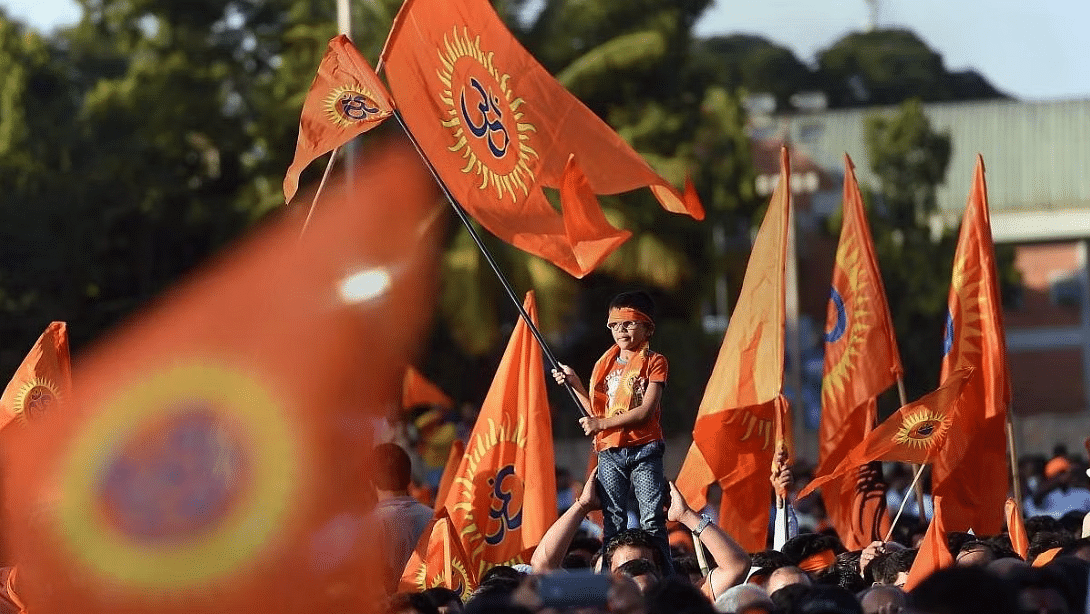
[596,439,673,574]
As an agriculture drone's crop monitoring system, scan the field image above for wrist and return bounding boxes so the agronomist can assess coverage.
[679,509,702,529]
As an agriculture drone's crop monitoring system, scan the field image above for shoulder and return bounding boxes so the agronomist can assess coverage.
[647,352,668,380]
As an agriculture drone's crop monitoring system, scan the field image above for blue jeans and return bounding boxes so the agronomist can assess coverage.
[596,440,672,574]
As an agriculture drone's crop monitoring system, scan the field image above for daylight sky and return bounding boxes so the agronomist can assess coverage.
[3,0,1088,101]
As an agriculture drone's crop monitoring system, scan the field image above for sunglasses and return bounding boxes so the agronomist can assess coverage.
[606,321,643,332]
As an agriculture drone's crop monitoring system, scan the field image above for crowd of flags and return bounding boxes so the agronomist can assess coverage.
[0,0,1025,610]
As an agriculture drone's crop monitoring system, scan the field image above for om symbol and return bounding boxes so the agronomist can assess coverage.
[22,385,55,420]
[460,77,510,159]
[338,93,380,121]
[483,464,522,545]
[825,286,847,343]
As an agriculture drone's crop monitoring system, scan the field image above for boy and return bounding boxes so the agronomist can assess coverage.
[553,291,672,572]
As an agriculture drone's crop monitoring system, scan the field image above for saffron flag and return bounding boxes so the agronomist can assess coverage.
[815,154,902,549]
[934,155,1010,535]
[676,148,790,552]
[400,510,478,600]
[0,322,71,430]
[283,35,395,203]
[434,439,465,510]
[403,366,454,411]
[904,495,954,591]
[2,136,442,614]
[380,0,703,278]
[1005,497,1028,559]
[438,292,557,577]
[798,367,975,500]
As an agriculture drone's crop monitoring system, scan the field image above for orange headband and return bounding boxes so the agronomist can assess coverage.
[798,550,837,573]
[608,307,652,324]
[1032,547,1062,567]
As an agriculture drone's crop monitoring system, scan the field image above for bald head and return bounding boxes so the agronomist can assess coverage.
[765,565,811,596]
[858,585,906,614]
[715,584,774,614]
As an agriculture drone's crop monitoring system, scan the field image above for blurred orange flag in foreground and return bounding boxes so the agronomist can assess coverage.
[676,148,790,553]
[381,0,703,277]
[283,35,395,203]
[0,322,71,430]
[3,135,442,614]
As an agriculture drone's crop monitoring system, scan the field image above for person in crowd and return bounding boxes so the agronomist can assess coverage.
[552,290,673,572]
[765,566,812,596]
[818,552,868,593]
[908,566,1019,614]
[781,533,846,577]
[865,548,916,588]
[616,558,662,594]
[420,587,464,614]
[713,584,775,614]
[855,585,906,614]
[371,443,435,593]
[1025,456,1090,519]
[746,550,791,588]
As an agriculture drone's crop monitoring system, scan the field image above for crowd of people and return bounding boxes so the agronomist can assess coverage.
[375,438,1090,614]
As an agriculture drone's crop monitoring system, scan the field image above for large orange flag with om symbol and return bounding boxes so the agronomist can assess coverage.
[676,148,790,553]
[2,136,442,614]
[934,155,1010,535]
[815,154,901,549]
[436,292,557,581]
[0,322,71,431]
[380,0,703,278]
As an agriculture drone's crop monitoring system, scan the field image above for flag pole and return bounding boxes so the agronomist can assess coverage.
[391,109,590,418]
[1005,407,1022,507]
[298,148,341,239]
[897,376,928,525]
[884,462,926,543]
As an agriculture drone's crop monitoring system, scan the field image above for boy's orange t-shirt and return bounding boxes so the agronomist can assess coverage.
[590,350,667,452]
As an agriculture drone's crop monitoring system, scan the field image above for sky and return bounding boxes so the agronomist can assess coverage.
[3,0,1088,102]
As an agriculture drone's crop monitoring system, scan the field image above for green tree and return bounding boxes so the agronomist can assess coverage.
[692,34,814,111]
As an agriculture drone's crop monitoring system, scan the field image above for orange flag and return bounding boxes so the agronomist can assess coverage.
[934,155,1010,535]
[1005,497,1029,559]
[2,136,442,614]
[402,366,454,411]
[380,0,703,278]
[400,510,478,600]
[798,368,975,501]
[283,35,395,203]
[676,148,790,552]
[434,440,465,510]
[437,292,557,577]
[904,495,954,591]
[0,322,71,430]
[815,154,902,549]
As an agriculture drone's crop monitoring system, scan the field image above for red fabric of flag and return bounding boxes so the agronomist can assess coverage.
[934,155,1010,535]
[437,292,557,578]
[283,35,395,203]
[380,0,703,278]
[2,136,442,614]
[677,148,790,552]
[815,154,901,549]
[0,322,71,431]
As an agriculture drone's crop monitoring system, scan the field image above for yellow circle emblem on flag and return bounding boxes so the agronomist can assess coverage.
[894,409,947,450]
[437,28,538,200]
[13,377,61,423]
[325,85,384,128]
[52,362,302,591]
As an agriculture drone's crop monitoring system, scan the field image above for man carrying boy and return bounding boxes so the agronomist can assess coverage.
[553,291,673,573]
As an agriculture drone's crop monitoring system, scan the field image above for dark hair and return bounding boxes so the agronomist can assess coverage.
[816,551,868,593]
[604,528,664,571]
[617,558,661,580]
[609,291,656,321]
[672,554,701,580]
[569,535,603,555]
[908,566,1018,614]
[782,533,847,567]
[943,531,975,558]
[867,549,917,585]
[420,587,462,609]
[770,582,810,612]
[478,565,524,585]
[372,443,413,491]
[1024,515,1064,542]
[1028,531,1076,562]
[751,548,791,572]
[644,575,716,614]
[385,592,441,614]
[1043,555,1089,612]
[797,584,863,614]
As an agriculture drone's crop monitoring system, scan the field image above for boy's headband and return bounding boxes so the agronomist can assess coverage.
[608,307,653,324]
[798,549,836,573]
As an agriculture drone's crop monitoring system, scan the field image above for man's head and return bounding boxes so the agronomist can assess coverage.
[782,534,845,575]
[605,528,662,573]
[765,565,811,596]
[955,539,998,567]
[614,557,662,594]
[372,443,413,493]
[867,549,916,588]
[856,585,906,614]
[714,584,775,614]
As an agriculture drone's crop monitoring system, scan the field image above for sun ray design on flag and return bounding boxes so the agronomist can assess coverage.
[894,408,950,450]
[822,240,875,402]
[945,243,985,365]
[450,416,529,573]
[323,85,386,128]
[437,28,538,199]
[13,376,63,423]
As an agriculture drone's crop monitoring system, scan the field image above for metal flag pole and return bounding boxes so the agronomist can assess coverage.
[390,108,590,418]
[897,377,929,524]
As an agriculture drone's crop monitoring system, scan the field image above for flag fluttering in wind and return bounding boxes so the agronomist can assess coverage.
[934,155,1010,535]
[1005,497,1029,559]
[437,292,557,579]
[0,322,71,431]
[434,440,465,510]
[798,367,975,501]
[815,154,902,549]
[3,136,442,614]
[904,495,954,591]
[400,510,478,600]
[283,35,395,203]
[675,148,790,552]
[380,0,703,277]
[403,366,454,411]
